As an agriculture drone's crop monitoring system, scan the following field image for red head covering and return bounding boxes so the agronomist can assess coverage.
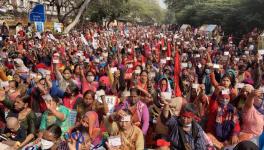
[156,139,170,147]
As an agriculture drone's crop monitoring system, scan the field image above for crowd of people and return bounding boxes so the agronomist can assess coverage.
[0,21,264,150]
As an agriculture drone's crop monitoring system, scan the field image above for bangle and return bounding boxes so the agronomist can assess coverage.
[15,141,21,147]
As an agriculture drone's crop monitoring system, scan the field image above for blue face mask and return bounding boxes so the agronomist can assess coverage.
[112,47,117,52]
[205,69,211,74]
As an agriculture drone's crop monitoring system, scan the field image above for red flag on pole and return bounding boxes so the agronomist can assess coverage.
[174,49,182,97]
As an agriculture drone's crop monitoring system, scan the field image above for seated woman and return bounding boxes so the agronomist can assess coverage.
[79,111,102,146]
[206,93,241,149]
[210,69,238,101]
[238,89,264,141]
[0,92,37,148]
[23,124,68,150]
[76,90,108,123]
[67,124,106,150]
[6,80,20,102]
[39,95,71,136]
[115,87,149,135]
[105,109,144,150]
[63,83,83,110]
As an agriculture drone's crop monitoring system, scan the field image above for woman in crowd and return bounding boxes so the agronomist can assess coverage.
[238,89,264,141]
[115,87,149,135]
[76,90,108,123]
[0,91,37,148]
[105,109,144,150]
[206,93,240,149]
[79,111,102,146]
[62,83,83,110]
[39,96,70,136]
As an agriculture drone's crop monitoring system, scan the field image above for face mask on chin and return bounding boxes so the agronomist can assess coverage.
[87,76,95,82]
[41,139,54,150]
[219,99,229,107]
[184,123,192,128]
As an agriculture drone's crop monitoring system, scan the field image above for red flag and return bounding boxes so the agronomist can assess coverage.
[174,49,182,96]
[167,41,171,57]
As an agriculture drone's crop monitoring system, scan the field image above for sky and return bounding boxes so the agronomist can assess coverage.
[158,0,167,9]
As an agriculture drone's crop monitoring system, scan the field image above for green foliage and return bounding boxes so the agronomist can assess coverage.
[86,0,165,24]
[165,0,264,35]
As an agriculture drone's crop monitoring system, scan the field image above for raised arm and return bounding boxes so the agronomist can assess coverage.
[244,89,261,111]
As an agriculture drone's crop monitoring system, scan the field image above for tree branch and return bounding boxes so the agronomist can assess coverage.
[61,0,85,23]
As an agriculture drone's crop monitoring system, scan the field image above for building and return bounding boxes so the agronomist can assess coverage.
[3,0,73,16]
[0,0,73,32]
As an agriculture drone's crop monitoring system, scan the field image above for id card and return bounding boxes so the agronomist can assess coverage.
[161,92,172,100]
[222,89,230,95]
[108,136,122,147]
[213,64,220,69]
[111,67,118,74]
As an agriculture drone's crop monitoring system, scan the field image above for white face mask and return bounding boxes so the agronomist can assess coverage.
[41,139,54,150]
[184,123,192,128]
[87,76,95,82]
[9,89,15,93]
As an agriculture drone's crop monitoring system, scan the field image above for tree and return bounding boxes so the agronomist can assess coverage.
[64,0,91,33]
[86,0,165,25]
[127,0,166,24]
[44,0,93,33]
[86,0,130,25]
[165,0,264,36]
[46,0,85,24]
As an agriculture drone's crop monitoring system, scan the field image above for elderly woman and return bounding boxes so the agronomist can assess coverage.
[105,109,144,150]
[23,124,68,150]
[161,103,209,150]
[0,92,37,148]
[80,111,102,146]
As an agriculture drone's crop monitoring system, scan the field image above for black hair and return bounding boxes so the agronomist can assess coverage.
[63,67,72,74]
[222,73,235,88]
[140,70,148,76]
[83,90,95,99]
[129,87,140,95]
[51,96,60,103]
[47,124,62,139]
[71,125,89,137]
[6,112,19,119]
[180,103,199,117]
[9,80,19,88]
[68,83,79,95]
[16,94,31,105]
[73,64,80,74]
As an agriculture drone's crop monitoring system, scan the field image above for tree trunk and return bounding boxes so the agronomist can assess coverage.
[64,0,91,33]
